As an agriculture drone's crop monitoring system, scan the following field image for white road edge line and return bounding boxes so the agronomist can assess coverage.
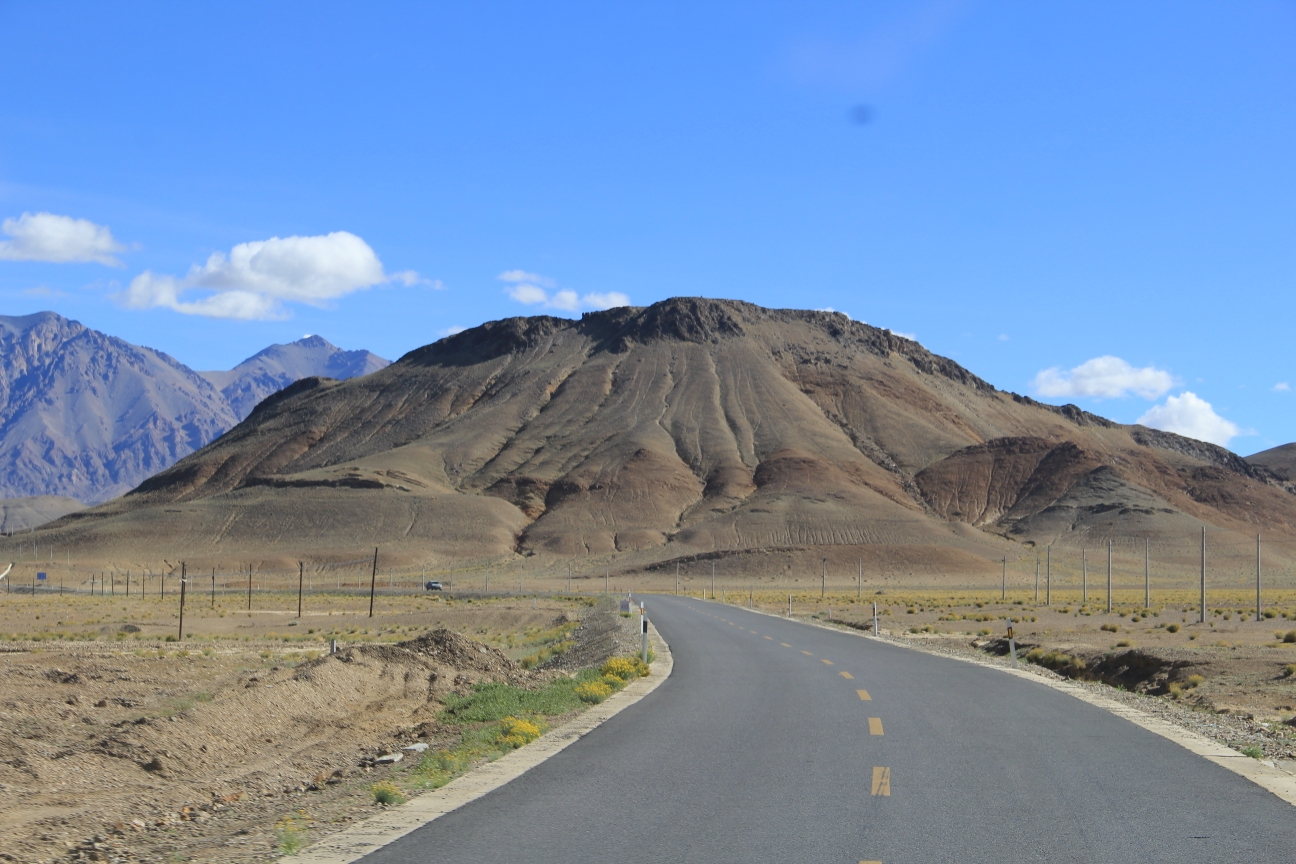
[287,622,673,863]
[712,596,1296,808]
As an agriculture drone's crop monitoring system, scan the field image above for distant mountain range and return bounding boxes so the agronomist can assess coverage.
[0,312,387,505]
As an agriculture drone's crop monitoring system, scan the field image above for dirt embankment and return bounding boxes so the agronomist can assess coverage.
[0,605,631,864]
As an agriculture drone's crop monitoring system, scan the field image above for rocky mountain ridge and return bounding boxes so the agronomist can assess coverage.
[36,297,1296,573]
[0,312,387,505]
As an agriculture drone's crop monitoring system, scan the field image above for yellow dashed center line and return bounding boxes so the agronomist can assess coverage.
[871,767,891,796]
[868,717,884,736]
[820,659,833,665]
[763,635,773,640]
[839,671,854,680]
[781,643,791,647]
[801,650,814,656]
[856,689,871,700]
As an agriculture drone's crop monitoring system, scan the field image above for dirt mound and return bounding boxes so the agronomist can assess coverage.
[397,628,517,676]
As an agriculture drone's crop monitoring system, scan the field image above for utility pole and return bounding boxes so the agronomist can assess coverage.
[177,563,186,642]
[1106,541,1112,614]
[1001,556,1006,601]
[1046,546,1051,606]
[1144,539,1150,609]
[211,568,215,609]
[1082,548,1087,604]
[1256,534,1262,623]
[821,558,826,599]
[606,563,610,594]
[1199,527,1206,624]
[568,561,572,593]
[675,561,679,595]
[297,562,304,618]
[1034,555,1039,604]
[368,547,378,618]
[247,565,252,613]
[711,562,715,599]
[858,559,862,599]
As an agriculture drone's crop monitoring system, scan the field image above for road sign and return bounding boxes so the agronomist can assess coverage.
[36,572,46,581]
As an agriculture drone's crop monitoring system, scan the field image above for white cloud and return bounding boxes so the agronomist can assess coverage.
[499,270,629,313]
[498,269,556,288]
[581,291,630,310]
[998,333,1009,341]
[1032,356,1175,400]
[22,285,67,298]
[508,283,549,305]
[120,231,415,320]
[0,212,126,266]
[890,330,917,341]
[1137,392,1241,447]
[1275,382,1291,392]
[817,307,853,320]
[439,325,467,337]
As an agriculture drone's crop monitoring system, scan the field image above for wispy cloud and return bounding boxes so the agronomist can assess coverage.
[1137,392,1241,447]
[120,231,418,320]
[439,325,466,337]
[500,270,629,313]
[1275,382,1291,392]
[1033,356,1175,400]
[0,212,126,266]
[21,285,68,298]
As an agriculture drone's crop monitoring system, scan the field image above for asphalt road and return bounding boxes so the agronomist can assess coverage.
[362,595,1296,863]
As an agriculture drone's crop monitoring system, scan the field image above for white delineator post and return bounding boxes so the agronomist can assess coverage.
[872,601,878,636]
[641,604,648,664]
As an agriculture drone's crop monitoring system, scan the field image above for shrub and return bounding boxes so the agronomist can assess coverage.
[276,814,306,855]
[496,716,543,749]
[1241,745,1264,760]
[601,656,649,682]
[1165,624,1180,633]
[1264,610,1277,619]
[1284,631,1296,644]
[1185,674,1204,688]
[371,781,405,805]
[1283,664,1296,678]
[1024,649,1086,675]
[575,681,613,704]
[1100,624,1119,633]
[1115,640,1133,648]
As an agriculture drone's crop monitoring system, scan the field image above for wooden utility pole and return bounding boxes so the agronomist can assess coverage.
[1106,541,1112,614]
[1001,557,1006,601]
[1199,527,1206,624]
[177,562,187,642]
[247,565,252,613]
[1082,548,1088,603]
[297,562,304,618]
[821,558,826,599]
[1046,546,1051,606]
[368,547,378,618]
[1256,534,1262,623]
[1144,539,1150,609]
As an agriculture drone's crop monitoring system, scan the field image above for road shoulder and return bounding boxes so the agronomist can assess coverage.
[288,622,673,864]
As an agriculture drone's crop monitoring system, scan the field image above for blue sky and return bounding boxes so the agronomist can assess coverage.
[0,1,1292,454]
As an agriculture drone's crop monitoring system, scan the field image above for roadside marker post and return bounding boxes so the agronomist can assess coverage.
[787,593,791,617]
[1007,624,1018,668]
[872,601,878,636]
[641,608,649,664]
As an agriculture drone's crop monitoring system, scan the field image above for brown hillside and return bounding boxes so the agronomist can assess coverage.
[28,298,1296,577]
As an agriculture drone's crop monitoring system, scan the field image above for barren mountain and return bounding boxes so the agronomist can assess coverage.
[200,335,389,420]
[0,495,84,533]
[38,298,1296,575]
[0,314,389,509]
[0,312,237,504]
[1247,443,1296,482]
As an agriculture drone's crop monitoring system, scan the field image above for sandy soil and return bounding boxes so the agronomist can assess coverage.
[0,593,609,864]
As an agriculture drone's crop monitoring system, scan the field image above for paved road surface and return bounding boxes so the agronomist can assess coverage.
[362,595,1296,863]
